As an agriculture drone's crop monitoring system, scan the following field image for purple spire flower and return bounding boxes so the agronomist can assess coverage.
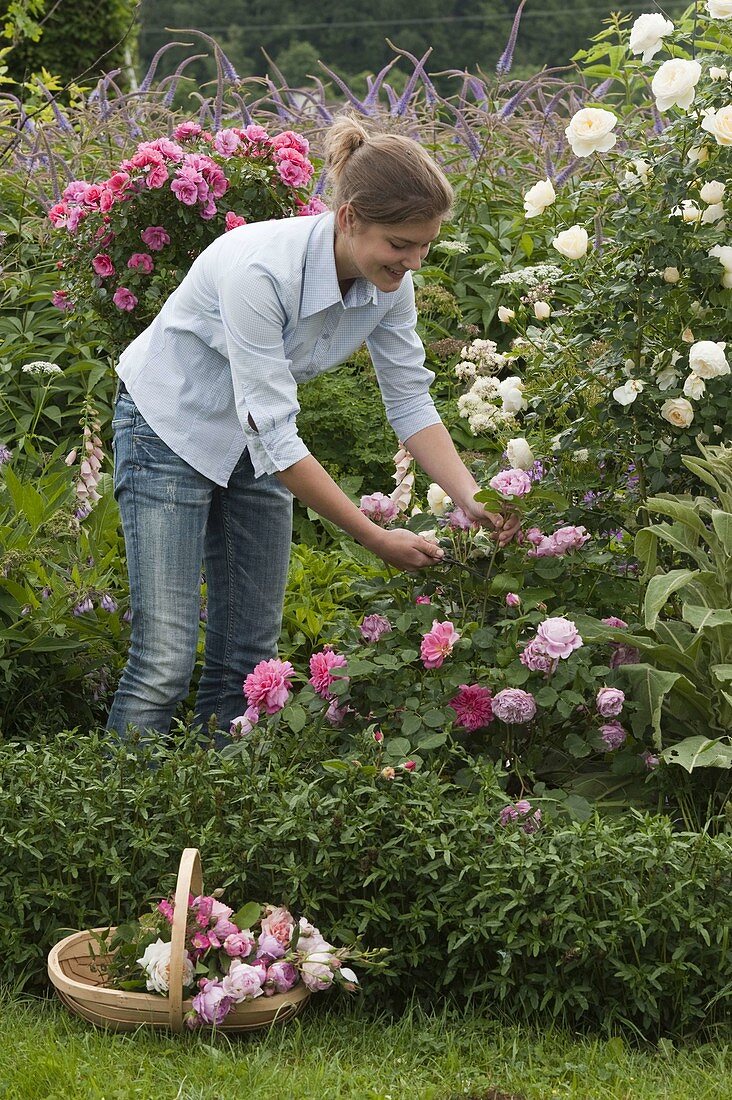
[496,0,527,76]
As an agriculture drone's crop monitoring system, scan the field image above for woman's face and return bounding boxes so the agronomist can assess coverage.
[335,206,442,292]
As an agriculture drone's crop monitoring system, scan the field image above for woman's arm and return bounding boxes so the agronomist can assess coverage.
[405,422,521,547]
[276,454,446,571]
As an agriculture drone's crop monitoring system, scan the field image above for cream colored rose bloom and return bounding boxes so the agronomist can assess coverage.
[552,225,589,259]
[523,178,556,218]
[629,13,674,61]
[700,180,726,204]
[663,266,681,283]
[688,145,710,164]
[672,200,702,222]
[661,397,695,427]
[652,58,702,111]
[137,939,194,994]
[701,105,732,146]
[683,373,706,399]
[497,306,515,323]
[701,202,725,225]
[613,379,644,405]
[656,366,680,391]
[688,339,730,378]
[709,66,729,80]
[498,376,527,413]
[426,483,452,516]
[708,244,732,288]
[565,108,618,157]
[707,0,732,17]
[506,437,534,470]
[533,300,552,320]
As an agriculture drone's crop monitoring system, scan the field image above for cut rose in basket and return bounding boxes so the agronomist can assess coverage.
[94,892,385,1030]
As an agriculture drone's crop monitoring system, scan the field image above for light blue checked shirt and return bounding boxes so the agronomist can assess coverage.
[117,211,441,484]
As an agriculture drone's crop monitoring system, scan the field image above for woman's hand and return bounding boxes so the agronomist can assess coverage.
[368,528,446,572]
[460,501,521,548]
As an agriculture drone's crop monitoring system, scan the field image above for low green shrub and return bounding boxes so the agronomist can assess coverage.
[2,730,730,1038]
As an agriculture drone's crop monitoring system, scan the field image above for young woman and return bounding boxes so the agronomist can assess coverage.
[106,116,518,740]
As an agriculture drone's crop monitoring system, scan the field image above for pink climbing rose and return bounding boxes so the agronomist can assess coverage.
[420,620,460,669]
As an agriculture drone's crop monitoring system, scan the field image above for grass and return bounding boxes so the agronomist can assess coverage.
[1,993,731,1100]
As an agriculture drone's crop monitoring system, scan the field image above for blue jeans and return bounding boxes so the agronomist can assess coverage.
[106,390,293,741]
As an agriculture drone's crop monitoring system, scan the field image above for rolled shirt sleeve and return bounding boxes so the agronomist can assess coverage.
[218,261,311,477]
[366,274,443,444]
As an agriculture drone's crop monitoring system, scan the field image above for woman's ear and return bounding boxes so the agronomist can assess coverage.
[336,202,356,234]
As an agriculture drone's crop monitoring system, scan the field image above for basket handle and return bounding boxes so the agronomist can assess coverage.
[168,847,202,1032]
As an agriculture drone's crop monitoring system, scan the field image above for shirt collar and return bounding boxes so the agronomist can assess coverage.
[300,212,380,318]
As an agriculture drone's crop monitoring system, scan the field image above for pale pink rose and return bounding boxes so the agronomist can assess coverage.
[500,799,542,833]
[505,592,521,608]
[225,211,247,231]
[600,720,627,750]
[112,287,138,312]
[535,617,583,659]
[255,932,286,961]
[127,252,154,273]
[449,683,493,730]
[92,253,114,277]
[519,639,556,674]
[524,527,545,546]
[265,960,299,994]
[360,614,392,642]
[300,949,338,991]
[492,688,537,723]
[420,620,460,669]
[596,687,625,717]
[229,705,259,738]
[549,525,591,553]
[244,657,295,714]
[359,492,399,526]
[191,979,232,1024]
[641,750,660,769]
[170,169,201,205]
[261,905,295,947]
[141,225,170,251]
[601,616,628,629]
[446,505,479,530]
[52,290,75,312]
[221,961,264,1002]
[489,468,533,498]
[223,932,255,957]
[309,649,348,698]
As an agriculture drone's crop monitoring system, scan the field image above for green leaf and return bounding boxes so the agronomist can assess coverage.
[711,510,732,554]
[620,665,683,748]
[711,665,732,684]
[661,736,732,773]
[417,731,448,750]
[385,736,413,757]
[422,709,446,728]
[682,605,732,631]
[520,233,534,258]
[644,569,697,630]
[285,705,307,734]
[400,714,422,737]
[321,759,350,773]
[564,732,591,759]
[645,496,708,539]
[232,902,262,930]
[563,793,593,822]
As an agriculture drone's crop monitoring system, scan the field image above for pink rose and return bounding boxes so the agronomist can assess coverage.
[223,932,255,957]
[244,657,295,714]
[325,699,349,726]
[402,760,416,772]
[489,468,533,498]
[276,148,314,189]
[51,290,75,312]
[601,616,628,629]
[420,620,460,669]
[112,286,138,312]
[535,617,583,660]
[173,121,203,141]
[243,123,270,142]
[255,932,286,961]
[221,961,264,1003]
[265,960,299,994]
[140,225,170,251]
[600,720,627,750]
[505,592,520,608]
[191,979,232,1024]
[519,638,556,674]
[359,492,398,526]
[550,525,591,553]
[145,163,169,189]
[360,614,392,642]
[127,252,154,273]
[446,506,479,531]
[309,649,348,698]
[225,211,247,231]
[415,595,431,605]
[449,683,493,730]
[272,130,310,156]
[297,196,329,216]
[92,253,114,277]
[213,129,241,156]
[230,705,259,738]
[596,687,625,718]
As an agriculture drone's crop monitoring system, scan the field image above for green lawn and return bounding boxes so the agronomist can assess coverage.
[2,993,731,1099]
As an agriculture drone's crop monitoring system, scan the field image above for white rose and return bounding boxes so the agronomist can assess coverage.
[613,379,644,405]
[701,202,725,225]
[688,339,730,378]
[498,376,527,413]
[497,306,515,323]
[629,13,674,61]
[672,199,702,222]
[506,437,534,470]
[656,367,680,391]
[682,327,695,343]
[552,225,589,260]
[663,266,680,283]
[709,244,732,288]
[709,66,729,80]
[683,373,706,399]
[700,180,726,204]
[701,105,732,146]
[533,300,552,320]
[661,397,695,427]
[426,483,452,516]
[707,0,732,17]
[137,939,194,994]
[565,107,618,157]
[687,145,710,164]
[523,178,556,218]
[652,58,702,112]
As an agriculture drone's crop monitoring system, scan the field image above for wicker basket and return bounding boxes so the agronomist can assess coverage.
[47,848,310,1032]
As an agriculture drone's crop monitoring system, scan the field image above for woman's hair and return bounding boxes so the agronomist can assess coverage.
[323,115,453,225]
